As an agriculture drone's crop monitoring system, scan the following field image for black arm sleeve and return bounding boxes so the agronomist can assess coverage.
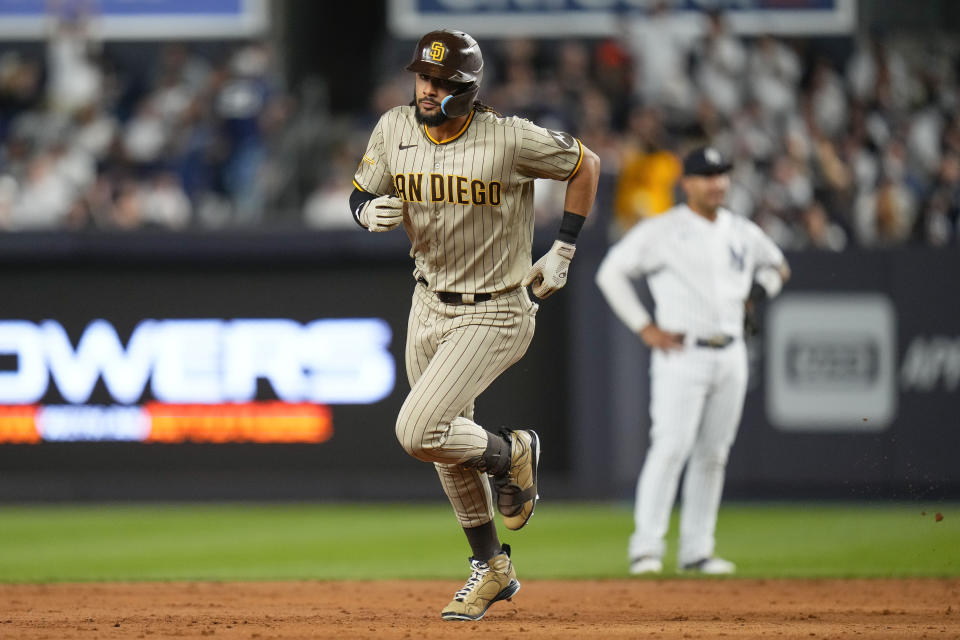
[349,187,377,229]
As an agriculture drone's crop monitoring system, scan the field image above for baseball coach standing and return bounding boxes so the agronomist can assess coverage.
[596,146,789,577]
[349,29,600,620]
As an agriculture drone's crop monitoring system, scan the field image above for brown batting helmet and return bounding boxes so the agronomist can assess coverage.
[406,29,483,118]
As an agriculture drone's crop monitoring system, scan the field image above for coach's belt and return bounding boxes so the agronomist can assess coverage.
[695,334,735,349]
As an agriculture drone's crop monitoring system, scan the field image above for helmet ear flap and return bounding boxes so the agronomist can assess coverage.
[440,83,479,118]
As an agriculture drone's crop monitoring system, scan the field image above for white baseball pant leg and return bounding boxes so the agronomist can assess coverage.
[628,348,712,561]
[678,341,747,565]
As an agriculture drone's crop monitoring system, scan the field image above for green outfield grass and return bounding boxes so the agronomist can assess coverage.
[0,501,956,583]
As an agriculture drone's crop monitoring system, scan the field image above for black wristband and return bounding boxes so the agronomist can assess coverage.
[558,210,586,244]
[349,187,377,228]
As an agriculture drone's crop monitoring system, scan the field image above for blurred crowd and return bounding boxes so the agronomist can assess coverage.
[2,9,959,249]
[0,19,324,232]
[596,8,960,250]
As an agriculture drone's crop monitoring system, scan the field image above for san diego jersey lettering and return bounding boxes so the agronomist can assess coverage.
[353,105,583,294]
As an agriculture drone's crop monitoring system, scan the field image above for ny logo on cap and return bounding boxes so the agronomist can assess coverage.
[429,41,447,61]
[705,147,722,166]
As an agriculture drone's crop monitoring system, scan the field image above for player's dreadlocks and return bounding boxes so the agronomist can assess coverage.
[473,101,501,117]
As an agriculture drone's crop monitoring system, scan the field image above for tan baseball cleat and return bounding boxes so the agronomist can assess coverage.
[494,429,540,531]
[441,545,520,621]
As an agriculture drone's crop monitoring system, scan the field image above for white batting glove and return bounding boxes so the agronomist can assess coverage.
[358,195,405,232]
[522,240,576,299]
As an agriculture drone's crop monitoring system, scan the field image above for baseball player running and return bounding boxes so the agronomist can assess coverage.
[595,147,789,576]
[350,29,599,619]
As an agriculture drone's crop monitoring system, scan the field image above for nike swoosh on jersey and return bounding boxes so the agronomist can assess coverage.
[399,143,417,150]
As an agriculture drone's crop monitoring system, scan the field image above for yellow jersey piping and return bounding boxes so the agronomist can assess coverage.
[563,140,585,181]
[424,111,475,145]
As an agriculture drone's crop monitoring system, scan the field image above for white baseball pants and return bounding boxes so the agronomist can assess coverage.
[628,340,748,565]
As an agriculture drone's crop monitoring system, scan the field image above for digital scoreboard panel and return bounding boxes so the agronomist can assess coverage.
[0,265,400,446]
[0,260,568,498]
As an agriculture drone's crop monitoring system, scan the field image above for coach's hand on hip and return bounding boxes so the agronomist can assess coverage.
[639,323,685,351]
[523,240,576,299]
[359,195,405,232]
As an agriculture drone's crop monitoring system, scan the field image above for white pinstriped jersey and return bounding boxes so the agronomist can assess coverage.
[601,205,785,338]
[353,105,584,294]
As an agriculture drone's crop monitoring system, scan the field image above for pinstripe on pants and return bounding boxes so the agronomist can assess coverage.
[397,282,538,528]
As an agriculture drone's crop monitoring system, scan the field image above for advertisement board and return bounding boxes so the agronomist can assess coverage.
[0,252,569,499]
[0,0,267,40]
[2,235,955,500]
[724,249,960,498]
[388,0,856,38]
[766,293,898,431]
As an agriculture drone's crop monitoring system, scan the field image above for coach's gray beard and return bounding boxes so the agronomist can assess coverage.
[415,100,448,127]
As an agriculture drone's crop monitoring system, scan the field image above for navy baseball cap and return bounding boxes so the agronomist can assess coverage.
[682,146,732,176]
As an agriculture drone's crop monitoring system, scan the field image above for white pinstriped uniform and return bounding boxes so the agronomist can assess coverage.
[596,204,784,565]
[355,105,583,527]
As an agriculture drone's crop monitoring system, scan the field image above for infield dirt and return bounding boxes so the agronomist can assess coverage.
[2,579,958,639]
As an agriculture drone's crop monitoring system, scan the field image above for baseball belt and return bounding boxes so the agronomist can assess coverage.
[695,334,735,349]
[417,276,512,305]
[436,291,493,305]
